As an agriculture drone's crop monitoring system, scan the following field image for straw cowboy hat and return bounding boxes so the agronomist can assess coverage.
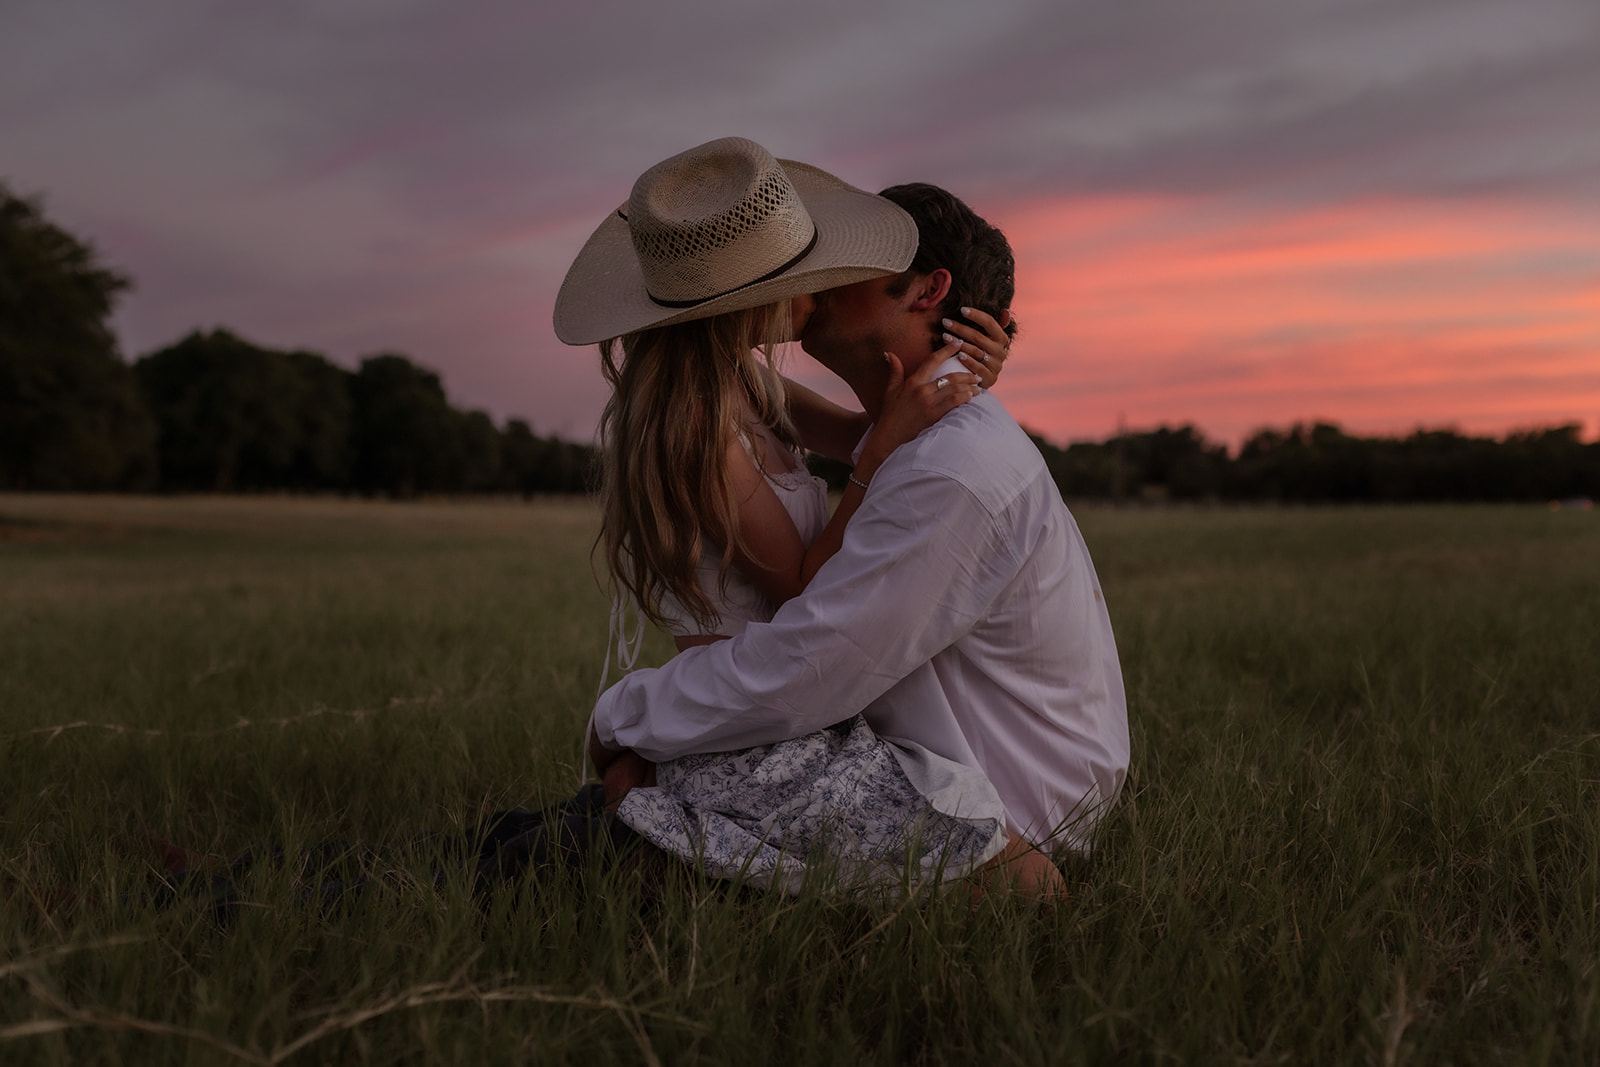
[553,137,918,345]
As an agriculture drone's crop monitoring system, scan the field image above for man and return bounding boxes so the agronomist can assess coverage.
[589,183,1129,863]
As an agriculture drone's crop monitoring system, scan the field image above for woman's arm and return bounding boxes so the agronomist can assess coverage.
[732,343,981,606]
[781,378,871,464]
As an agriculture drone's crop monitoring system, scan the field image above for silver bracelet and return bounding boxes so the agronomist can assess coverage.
[848,473,871,492]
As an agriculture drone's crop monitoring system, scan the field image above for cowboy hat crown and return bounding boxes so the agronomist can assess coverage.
[554,137,917,345]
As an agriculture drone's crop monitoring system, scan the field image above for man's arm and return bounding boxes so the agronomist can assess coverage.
[591,457,1022,761]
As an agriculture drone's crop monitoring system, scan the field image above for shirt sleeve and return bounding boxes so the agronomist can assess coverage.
[590,462,1024,761]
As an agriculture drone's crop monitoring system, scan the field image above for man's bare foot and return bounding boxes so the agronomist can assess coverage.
[968,837,1067,904]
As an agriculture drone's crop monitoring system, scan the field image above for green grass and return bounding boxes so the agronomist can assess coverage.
[2,494,1598,1064]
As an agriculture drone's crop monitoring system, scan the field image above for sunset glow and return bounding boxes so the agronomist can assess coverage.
[994,195,1600,445]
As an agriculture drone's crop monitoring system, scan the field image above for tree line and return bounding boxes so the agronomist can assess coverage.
[1022,422,1600,504]
[7,181,1596,503]
[1,183,594,495]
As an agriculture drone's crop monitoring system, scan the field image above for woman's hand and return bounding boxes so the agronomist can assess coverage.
[857,342,980,470]
[943,307,1013,390]
[602,751,656,807]
[590,725,656,805]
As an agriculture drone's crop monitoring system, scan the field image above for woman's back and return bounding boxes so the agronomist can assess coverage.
[655,422,828,639]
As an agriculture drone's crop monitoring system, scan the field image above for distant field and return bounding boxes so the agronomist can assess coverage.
[3,494,1598,1064]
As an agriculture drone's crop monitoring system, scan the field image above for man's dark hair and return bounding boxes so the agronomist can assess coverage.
[878,183,1018,343]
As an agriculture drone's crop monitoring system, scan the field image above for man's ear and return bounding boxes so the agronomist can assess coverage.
[906,268,952,311]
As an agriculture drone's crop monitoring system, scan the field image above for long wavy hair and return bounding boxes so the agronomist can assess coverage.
[597,301,799,631]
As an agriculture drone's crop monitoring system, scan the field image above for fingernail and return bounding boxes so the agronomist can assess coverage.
[960,307,973,317]
[943,332,960,346]
[941,318,955,328]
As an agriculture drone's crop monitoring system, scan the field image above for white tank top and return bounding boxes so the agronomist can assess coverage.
[656,445,829,639]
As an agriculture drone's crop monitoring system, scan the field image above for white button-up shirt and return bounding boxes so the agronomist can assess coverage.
[591,387,1129,852]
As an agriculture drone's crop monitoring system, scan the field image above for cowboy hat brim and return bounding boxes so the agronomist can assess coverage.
[553,159,918,346]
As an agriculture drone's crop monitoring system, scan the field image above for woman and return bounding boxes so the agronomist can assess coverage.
[554,137,1055,896]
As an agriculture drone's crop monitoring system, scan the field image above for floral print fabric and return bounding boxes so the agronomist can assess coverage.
[615,715,1007,894]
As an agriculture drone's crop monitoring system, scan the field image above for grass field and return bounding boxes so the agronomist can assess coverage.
[2,493,1598,1065]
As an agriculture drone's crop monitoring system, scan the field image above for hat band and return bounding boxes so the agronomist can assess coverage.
[646,225,820,309]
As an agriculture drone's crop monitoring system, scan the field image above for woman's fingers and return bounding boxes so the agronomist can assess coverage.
[925,369,980,413]
[870,355,977,451]
[940,306,1012,388]
[888,349,982,425]
[923,369,978,392]
[958,351,994,382]
[883,350,906,390]
[951,305,1011,347]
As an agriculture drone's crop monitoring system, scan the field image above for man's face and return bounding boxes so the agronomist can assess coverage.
[799,275,905,367]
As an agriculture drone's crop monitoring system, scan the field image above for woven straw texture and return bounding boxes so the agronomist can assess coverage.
[554,138,917,345]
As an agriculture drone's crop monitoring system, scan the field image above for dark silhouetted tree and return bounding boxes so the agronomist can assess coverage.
[455,408,503,491]
[0,183,156,489]
[349,354,462,495]
[1229,422,1375,501]
[1027,434,1115,499]
[284,349,353,487]
[1031,420,1598,504]
[136,329,350,490]
[503,419,597,495]
[1029,424,1227,501]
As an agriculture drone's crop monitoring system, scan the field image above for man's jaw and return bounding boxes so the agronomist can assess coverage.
[797,318,851,373]
[799,324,890,420]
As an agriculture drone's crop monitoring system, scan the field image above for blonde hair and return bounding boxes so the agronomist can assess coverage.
[597,301,799,631]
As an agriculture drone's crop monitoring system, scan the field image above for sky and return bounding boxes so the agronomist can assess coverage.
[3,0,1597,447]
